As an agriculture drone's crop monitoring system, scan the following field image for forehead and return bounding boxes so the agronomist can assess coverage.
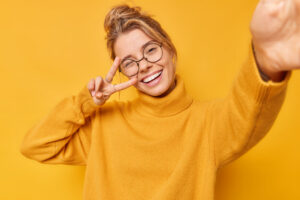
[114,29,153,58]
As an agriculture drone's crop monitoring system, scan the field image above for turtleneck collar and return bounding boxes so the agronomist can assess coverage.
[131,74,194,117]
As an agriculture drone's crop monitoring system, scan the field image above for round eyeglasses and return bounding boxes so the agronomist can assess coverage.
[119,41,163,77]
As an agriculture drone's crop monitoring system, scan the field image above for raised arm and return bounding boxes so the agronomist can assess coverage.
[208,40,292,169]
[19,85,101,165]
[19,57,137,165]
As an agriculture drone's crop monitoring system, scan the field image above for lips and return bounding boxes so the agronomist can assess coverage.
[140,69,163,82]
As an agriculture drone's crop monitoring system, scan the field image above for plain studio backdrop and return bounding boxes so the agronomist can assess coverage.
[1,0,299,199]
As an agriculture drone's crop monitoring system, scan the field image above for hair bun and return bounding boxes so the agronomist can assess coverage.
[104,4,143,34]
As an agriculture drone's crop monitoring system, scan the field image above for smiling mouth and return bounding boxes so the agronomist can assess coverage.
[141,70,163,83]
[139,69,163,87]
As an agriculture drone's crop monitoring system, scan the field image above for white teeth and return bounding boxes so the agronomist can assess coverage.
[142,71,162,83]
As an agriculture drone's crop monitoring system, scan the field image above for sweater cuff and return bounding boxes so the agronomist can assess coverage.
[76,85,102,118]
[242,41,292,104]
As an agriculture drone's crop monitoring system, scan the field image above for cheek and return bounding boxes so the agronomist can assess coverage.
[164,60,175,76]
[162,52,174,71]
[159,55,173,71]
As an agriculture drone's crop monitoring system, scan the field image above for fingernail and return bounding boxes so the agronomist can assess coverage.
[92,91,95,96]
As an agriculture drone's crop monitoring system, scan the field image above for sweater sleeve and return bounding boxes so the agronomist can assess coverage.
[19,85,102,165]
[209,40,292,169]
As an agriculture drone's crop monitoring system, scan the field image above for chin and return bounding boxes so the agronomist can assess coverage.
[137,81,171,97]
[148,87,168,97]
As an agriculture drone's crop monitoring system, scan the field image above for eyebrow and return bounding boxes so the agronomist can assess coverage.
[120,39,157,63]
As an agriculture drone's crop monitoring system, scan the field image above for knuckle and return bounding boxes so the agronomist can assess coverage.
[96,77,103,86]
[95,92,103,99]
[93,97,104,106]
[88,80,94,89]
[96,76,102,81]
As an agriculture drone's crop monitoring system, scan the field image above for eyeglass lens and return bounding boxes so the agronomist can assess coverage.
[120,42,162,77]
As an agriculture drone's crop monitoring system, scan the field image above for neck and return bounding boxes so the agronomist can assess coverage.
[132,74,193,117]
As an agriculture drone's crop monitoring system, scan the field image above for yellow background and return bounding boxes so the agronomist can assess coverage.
[1,0,299,199]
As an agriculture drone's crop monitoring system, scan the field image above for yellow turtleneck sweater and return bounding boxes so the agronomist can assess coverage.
[20,41,292,200]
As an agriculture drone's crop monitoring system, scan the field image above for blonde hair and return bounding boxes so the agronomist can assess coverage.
[104,4,177,66]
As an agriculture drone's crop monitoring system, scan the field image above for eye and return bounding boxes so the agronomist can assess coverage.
[124,61,134,68]
[148,47,156,53]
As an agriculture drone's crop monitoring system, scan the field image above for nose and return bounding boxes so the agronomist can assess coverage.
[138,58,152,73]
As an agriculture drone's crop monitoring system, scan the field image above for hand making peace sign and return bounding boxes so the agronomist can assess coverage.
[87,57,138,106]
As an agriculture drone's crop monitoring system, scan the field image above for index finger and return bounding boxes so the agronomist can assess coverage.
[105,57,121,83]
[112,77,138,93]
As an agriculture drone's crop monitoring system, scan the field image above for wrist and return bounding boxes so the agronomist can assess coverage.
[251,41,287,82]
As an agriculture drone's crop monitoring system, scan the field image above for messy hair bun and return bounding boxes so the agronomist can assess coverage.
[104,4,177,65]
[104,5,143,34]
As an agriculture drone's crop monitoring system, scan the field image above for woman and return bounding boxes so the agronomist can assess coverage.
[20,1,299,199]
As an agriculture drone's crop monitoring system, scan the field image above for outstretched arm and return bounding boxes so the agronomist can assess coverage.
[209,41,292,169]
[209,0,299,170]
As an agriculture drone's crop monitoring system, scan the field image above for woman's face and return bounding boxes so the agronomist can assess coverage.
[114,28,176,97]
